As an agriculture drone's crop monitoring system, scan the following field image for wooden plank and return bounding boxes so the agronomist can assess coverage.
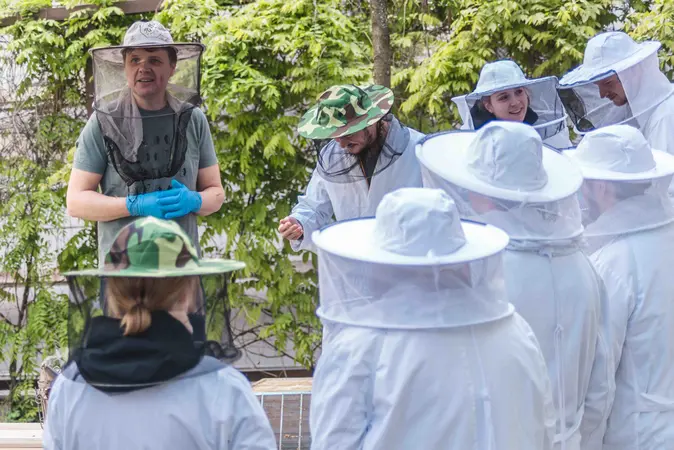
[0,423,42,449]
[0,424,40,431]
[1,0,164,27]
[252,377,312,394]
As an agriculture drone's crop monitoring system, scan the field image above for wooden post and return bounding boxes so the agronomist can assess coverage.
[370,0,391,88]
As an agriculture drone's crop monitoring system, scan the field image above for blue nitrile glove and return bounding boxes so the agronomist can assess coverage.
[126,189,176,218]
[158,179,203,220]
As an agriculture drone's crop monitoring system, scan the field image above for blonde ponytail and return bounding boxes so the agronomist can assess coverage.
[120,302,152,336]
[106,276,198,336]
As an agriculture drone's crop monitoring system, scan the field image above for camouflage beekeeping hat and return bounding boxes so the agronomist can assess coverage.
[298,84,394,139]
[64,217,245,278]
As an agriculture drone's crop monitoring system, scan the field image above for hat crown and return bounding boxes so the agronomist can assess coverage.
[297,84,394,139]
[314,84,373,128]
[104,217,199,274]
[474,60,528,94]
[575,125,656,174]
[466,121,549,192]
[122,20,174,47]
[584,32,640,69]
[373,188,467,257]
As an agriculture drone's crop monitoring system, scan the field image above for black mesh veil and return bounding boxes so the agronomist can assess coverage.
[90,42,204,189]
[313,114,409,184]
[66,273,240,384]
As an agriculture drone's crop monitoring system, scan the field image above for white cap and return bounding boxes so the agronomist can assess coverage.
[312,188,509,266]
[559,32,661,87]
[466,60,557,100]
[90,20,204,63]
[417,122,582,202]
[566,125,674,181]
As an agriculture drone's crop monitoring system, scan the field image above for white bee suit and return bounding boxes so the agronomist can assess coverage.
[310,188,556,450]
[289,117,424,252]
[417,122,614,450]
[567,125,674,450]
[43,359,277,450]
[559,32,674,194]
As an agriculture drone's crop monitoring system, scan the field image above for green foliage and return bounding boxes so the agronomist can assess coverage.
[628,0,674,78]
[0,158,70,420]
[392,0,616,131]
[197,0,371,368]
[0,0,148,420]
[1,0,674,422]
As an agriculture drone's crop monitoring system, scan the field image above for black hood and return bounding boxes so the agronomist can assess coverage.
[72,311,202,393]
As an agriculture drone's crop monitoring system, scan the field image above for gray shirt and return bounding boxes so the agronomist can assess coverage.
[74,107,218,264]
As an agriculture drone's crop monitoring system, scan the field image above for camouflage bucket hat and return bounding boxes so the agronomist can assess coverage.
[298,84,394,140]
[64,217,245,278]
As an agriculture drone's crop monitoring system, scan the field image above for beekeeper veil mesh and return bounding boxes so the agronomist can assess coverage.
[421,164,584,244]
[453,80,568,142]
[415,124,585,247]
[564,125,674,250]
[452,60,569,143]
[61,217,245,391]
[65,272,241,391]
[558,32,674,134]
[310,188,513,329]
[578,177,674,238]
[297,84,402,184]
[316,249,510,329]
[89,20,204,186]
[313,114,408,184]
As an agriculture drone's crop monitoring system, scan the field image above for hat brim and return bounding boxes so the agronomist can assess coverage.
[298,86,394,140]
[559,41,661,88]
[63,259,245,278]
[565,148,674,181]
[465,76,558,101]
[90,43,205,64]
[416,130,583,202]
[312,218,509,266]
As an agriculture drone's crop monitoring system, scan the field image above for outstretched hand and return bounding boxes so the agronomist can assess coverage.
[279,216,303,241]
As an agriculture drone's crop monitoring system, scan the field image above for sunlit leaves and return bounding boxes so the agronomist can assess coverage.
[392,0,615,131]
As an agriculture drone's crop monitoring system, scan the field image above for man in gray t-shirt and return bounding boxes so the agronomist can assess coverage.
[67,21,224,265]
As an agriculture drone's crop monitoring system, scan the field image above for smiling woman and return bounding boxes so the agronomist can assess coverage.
[452,60,572,150]
[482,87,529,122]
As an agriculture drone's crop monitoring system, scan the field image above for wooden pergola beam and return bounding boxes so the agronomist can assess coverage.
[0,0,164,28]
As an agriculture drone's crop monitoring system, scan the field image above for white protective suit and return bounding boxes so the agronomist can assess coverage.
[566,125,674,450]
[310,188,557,450]
[452,60,572,150]
[417,122,614,450]
[290,116,424,252]
[559,32,674,159]
[43,357,277,450]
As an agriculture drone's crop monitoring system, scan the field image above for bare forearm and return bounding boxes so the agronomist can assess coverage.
[67,190,130,222]
[197,186,224,216]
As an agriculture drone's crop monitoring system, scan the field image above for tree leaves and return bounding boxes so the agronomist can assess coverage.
[392,0,616,130]
[1,0,672,416]
[0,0,145,420]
